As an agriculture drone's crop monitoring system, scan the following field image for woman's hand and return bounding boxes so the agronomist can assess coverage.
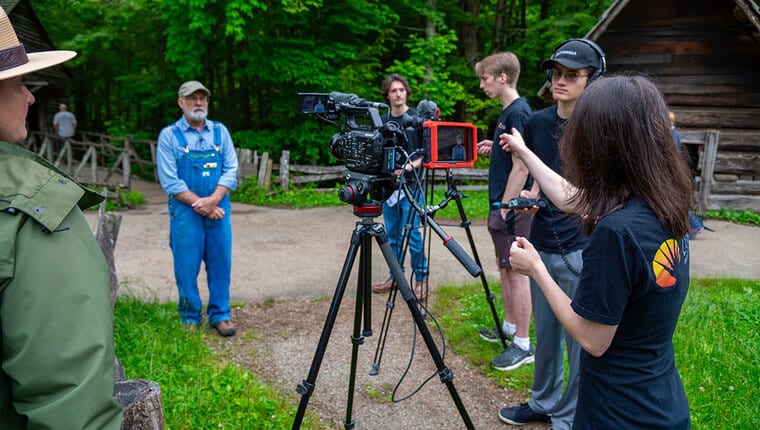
[509,236,542,277]
[499,128,527,158]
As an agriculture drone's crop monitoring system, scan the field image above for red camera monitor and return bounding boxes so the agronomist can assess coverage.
[422,121,478,169]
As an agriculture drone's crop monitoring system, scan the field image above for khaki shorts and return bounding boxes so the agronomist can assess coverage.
[487,209,531,270]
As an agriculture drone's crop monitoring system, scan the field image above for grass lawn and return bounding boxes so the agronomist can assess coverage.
[430,277,760,429]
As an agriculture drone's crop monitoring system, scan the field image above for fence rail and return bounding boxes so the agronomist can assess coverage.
[24,129,719,212]
[25,131,490,192]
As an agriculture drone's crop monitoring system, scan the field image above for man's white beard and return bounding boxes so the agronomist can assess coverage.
[186,108,207,122]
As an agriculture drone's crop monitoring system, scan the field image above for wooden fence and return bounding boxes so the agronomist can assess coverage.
[23,130,720,213]
[24,131,489,192]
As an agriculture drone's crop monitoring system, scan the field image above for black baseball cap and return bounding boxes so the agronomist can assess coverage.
[540,39,603,71]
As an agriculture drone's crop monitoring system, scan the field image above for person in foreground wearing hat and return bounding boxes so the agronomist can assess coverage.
[501,74,692,429]
[157,80,239,336]
[0,7,123,429]
[495,38,606,428]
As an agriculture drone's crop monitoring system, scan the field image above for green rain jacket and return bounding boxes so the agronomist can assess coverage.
[0,142,123,429]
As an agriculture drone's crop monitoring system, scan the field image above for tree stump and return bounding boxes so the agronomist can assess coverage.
[113,379,164,430]
[96,201,164,429]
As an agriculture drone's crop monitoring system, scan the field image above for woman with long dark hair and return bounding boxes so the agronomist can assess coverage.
[501,74,693,429]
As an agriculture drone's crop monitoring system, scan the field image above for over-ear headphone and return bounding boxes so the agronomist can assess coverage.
[545,38,607,83]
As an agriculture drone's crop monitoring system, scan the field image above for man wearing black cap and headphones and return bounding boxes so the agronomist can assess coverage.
[496,38,606,429]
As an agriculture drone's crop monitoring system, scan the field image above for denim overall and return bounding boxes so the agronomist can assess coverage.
[169,122,232,326]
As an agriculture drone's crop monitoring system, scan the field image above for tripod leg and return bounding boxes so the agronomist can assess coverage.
[344,232,374,429]
[371,185,421,374]
[449,176,510,349]
[292,221,368,430]
[372,222,475,430]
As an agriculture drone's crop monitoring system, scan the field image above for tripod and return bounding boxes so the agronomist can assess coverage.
[370,170,509,374]
[292,201,475,430]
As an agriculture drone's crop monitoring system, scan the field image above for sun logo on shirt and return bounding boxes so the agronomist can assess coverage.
[652,239,684,288]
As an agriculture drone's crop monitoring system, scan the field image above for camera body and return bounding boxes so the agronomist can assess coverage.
[298,92,396,176]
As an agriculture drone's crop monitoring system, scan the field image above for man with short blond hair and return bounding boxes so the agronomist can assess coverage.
[474,52,535,371]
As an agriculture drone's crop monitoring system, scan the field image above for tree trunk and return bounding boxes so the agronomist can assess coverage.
[114,379,165,430]
[461,0,480,69]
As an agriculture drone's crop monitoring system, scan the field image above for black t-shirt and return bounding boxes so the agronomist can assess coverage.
[523,104,587,252]
[488,97,532,205]
[571,197,690,429]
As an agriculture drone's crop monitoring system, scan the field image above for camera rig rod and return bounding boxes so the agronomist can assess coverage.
[401,182,482,278]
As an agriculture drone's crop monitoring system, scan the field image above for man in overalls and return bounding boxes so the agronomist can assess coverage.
[157,80,239,336]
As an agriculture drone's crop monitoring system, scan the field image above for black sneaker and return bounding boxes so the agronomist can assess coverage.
[498,403,550,425]
[478,327,511,344]
[491,343,534,371]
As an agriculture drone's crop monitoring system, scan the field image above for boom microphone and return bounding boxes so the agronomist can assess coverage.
[417,99,440,121]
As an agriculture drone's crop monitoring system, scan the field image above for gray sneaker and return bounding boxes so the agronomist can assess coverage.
[491,343,534,371]
[478,327,512,344]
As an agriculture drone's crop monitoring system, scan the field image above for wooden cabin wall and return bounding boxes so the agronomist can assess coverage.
[6,0,73,134]
[595,0,760,211]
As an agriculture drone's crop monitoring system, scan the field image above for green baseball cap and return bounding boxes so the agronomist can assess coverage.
[178,80,210,98]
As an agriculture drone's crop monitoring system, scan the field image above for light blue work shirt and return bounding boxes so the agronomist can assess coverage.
[157,116,238,196]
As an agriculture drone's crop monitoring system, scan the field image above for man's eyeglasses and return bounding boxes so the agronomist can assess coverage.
[549,69,589,83]
[183,95,209,103]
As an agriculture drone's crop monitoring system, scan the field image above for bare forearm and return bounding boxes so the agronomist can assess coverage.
[173,190,199,206]
[208,185,230,205]
[502,157,529,204]
[519,148,578,213]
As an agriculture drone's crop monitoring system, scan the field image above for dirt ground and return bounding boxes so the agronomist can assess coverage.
[89,178,760,430]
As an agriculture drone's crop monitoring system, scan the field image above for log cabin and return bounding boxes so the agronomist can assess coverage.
[584,0,760,212]
[2,0,73,136]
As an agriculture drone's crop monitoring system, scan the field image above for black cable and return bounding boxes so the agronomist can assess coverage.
[544,201,582,277]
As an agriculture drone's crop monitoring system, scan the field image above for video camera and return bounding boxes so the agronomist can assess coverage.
[297,92,396,176]
[297,92,478,205]
[298,91,402,206]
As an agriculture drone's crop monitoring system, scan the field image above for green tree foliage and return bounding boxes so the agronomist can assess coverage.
[33,0,614,165]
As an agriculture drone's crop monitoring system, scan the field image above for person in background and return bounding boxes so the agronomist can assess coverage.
[0,6,123,428]
[157,80,239,336]
[670,111,704,239]
[474,52,535,371]
[371,73,429,299]
[52,102,77,149]
[496,38,606,428]
[502,74,692,429]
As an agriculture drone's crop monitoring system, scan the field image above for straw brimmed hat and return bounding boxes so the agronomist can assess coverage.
[0,7,76,81]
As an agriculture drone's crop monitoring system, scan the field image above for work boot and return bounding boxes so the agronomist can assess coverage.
[213,320,236,337]
[414,280,428,299]
[372,278,394,293]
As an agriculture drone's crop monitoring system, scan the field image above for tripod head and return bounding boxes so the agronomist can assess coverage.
[352,201,383,218]
[337,170,395,210]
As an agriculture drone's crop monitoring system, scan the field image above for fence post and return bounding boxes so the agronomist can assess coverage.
[123,140,132,188]
[257,152,269,187]
[237,148,252,183]
[697,131,719,215]
[280,150,290,191]
[252,150,259,182]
